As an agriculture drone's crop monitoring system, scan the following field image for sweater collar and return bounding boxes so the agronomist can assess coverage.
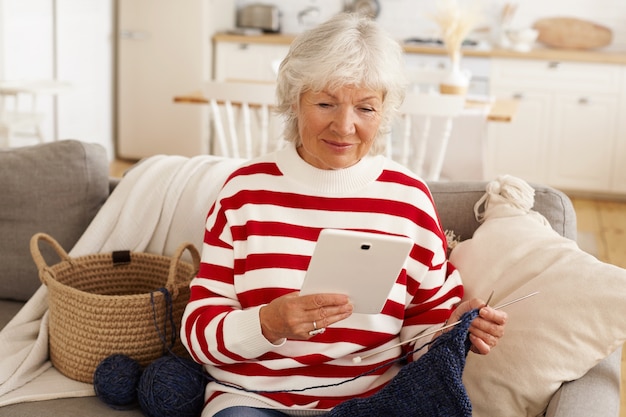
[275,144,385,194]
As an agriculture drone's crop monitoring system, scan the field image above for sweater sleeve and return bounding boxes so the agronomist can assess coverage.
[399,202,464,358]
[180,202,286,366]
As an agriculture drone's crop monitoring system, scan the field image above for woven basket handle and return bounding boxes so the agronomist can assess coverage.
[30,233,72,285]
[166,242,200,299]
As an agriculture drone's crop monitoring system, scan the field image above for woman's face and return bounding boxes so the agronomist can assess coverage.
[295,85,383,170]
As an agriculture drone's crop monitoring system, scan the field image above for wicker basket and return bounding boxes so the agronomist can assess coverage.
[30,233,200,383]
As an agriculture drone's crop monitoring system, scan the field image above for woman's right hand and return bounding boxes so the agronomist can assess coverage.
[259,292,353,343]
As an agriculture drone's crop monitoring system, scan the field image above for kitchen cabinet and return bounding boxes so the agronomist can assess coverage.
[212,38,289,145]
[403,53,491,96]
[213,40,289,82]
[486,58,624,195]
[549,93,619,191]
[486,89,552,184]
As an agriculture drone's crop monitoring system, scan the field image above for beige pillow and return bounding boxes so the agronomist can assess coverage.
[450,175,626,417]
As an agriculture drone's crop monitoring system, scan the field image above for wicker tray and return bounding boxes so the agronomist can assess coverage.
[533,17,613,50]
[30,233,200,383]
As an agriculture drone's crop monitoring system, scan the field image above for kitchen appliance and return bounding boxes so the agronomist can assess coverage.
[237,4,281,33]
[344,0,380,19]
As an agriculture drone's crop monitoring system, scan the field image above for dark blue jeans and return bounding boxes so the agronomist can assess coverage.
[213,407,290,417]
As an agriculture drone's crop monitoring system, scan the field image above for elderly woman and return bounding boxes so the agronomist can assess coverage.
[181,13,506,417]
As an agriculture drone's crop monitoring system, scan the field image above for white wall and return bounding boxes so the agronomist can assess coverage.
[56,0,113,157]
[237,0,626,50]
[0,0,114,158]
[1,0,55,142]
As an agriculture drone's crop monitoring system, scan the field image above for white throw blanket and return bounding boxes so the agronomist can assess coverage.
[0,154,244,406]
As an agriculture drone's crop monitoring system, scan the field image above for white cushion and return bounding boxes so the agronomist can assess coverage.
[450,175,626,417]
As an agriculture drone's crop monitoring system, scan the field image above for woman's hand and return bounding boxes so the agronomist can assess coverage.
[449,298,507,355]
[259,292,354,343]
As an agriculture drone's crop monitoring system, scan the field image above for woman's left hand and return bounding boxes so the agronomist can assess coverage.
[449,298,507,355]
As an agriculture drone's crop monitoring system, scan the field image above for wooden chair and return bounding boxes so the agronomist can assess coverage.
[0,80,71,147]
[204,80,281,159]
[405,67,449,94]
[388,91,465,181]
[202,81,463,180]
[0,88,45,147]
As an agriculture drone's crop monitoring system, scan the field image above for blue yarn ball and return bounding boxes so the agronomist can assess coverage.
[138,355,206,417]
[93,354,142,409]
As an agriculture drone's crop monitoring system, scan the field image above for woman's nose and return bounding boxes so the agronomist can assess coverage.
[331,108,356,136]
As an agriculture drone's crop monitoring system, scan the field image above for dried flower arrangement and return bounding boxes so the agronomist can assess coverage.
[428,0,483,66]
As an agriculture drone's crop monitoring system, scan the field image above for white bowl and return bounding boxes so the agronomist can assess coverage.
[506,28,539,52]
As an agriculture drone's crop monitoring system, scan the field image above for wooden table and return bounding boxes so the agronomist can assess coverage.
[466,97,518,123]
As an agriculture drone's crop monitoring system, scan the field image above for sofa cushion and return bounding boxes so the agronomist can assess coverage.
[0,300,24,330]
[0,140,109,301]
[449,175,626,417]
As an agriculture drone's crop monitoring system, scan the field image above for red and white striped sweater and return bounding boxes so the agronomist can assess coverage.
[181,144,463,416]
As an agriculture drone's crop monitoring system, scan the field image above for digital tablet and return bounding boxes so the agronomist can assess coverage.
[300,229,413,314]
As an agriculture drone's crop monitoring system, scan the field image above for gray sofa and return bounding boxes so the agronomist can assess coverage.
[0,140,621,416]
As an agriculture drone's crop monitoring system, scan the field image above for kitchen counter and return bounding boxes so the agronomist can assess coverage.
[214,33,626,65]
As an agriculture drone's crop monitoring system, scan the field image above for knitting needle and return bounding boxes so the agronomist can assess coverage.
[352,291,539,363]
[484,290,495,309]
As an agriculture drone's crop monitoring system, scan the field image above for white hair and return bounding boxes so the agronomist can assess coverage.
[275,13,408,155]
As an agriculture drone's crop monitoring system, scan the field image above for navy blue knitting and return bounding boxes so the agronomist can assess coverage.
[327,309,479,417]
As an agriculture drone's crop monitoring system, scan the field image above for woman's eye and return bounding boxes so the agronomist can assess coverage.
[317,102,332,108]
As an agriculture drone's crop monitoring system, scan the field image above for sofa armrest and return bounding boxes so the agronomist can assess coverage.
[545,346,622,417]
[427,181,577,242]
[109,177,120,194]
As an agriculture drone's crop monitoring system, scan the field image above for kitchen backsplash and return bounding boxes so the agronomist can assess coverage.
[235,0,626,51]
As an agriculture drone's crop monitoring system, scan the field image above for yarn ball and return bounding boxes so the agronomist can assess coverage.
[138,355,206,417]
[93,354,142,409]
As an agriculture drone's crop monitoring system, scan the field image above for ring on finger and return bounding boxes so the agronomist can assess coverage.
[308,321,326,336]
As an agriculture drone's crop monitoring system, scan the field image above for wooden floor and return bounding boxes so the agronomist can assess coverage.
[109,158,137,178]
[570,196,626,417]
[110,160,625,414]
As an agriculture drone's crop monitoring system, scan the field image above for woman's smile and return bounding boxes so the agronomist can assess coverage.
[323,139,355,149]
